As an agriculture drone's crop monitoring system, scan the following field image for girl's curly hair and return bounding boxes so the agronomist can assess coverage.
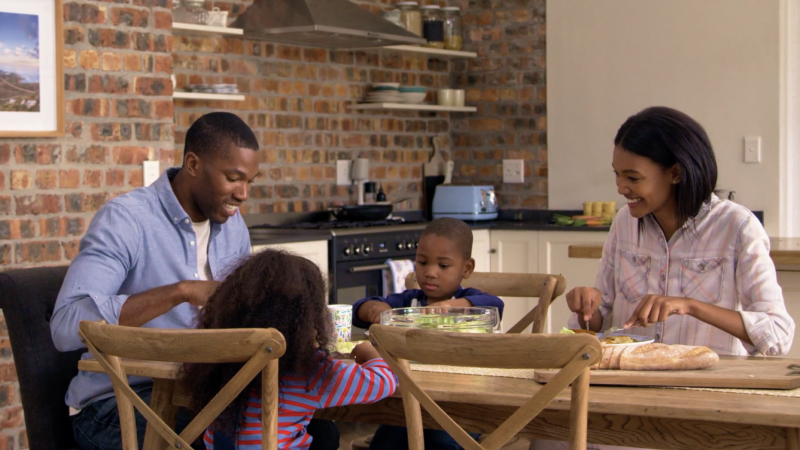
[182,248,333,438]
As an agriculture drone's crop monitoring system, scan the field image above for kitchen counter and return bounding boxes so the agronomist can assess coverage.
[249,229,331,246]
[568,238,800,264]
[466,220,610,232]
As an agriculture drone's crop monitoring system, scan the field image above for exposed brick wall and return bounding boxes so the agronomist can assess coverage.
[0,0,496,445]
[0,0,174,445]
[172,0,458,215]
[451,0,547,209]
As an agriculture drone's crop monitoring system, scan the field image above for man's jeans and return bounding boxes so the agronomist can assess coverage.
[71,385,340,450]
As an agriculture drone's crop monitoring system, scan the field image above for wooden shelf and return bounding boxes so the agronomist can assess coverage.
[173,91,245,101]
[349,103,476,112]
[381,45,477,59]
[172,22,243,35]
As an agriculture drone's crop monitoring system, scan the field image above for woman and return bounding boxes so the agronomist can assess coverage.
[534,107,795,450]
[567,106,794,357]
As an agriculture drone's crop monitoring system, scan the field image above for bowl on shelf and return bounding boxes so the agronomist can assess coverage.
[399,92,427,104]
[380,306,499,333]
[373,82,400,90]
[398,86,427,104]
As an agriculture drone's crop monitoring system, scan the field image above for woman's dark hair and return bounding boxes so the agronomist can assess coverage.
[614,106,718,228]
[182,249,332,438]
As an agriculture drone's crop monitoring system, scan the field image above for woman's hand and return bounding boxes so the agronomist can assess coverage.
[566,287,603,322]
[351,341,381,365]
[624,295,695,328]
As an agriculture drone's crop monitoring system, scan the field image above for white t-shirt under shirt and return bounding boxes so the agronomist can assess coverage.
[192,220,212,281]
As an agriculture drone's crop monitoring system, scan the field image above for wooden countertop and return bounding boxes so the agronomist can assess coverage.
[569,238,800,265]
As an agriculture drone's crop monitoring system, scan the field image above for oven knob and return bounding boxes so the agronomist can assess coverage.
[354,245,362,255]
[396,241,405,250]
[364,244,372,255]
[405,241,414,250]
[343,246,353,256]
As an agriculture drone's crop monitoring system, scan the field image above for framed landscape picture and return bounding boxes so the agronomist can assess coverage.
[0,0,63,137]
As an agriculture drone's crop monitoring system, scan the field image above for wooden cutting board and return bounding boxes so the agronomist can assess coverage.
[534,356,800,389]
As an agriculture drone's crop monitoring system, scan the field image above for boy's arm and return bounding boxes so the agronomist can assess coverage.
[458,288,505,317]
[352,290,420,328]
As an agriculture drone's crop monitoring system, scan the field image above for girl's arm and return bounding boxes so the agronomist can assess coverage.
[316,358,398,410]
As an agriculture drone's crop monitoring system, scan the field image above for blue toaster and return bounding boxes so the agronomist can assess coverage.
[432,185,498,221]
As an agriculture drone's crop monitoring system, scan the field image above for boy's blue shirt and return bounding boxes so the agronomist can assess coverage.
[351,287,504,329]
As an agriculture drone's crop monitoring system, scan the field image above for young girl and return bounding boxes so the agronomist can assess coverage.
[183,249,398,450]
[567,106,794,357]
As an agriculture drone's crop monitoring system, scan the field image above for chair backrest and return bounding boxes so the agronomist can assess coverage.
[78,321,287,450]
[405,272,567,333]
[0,266,80,450]
[369,325,601,450]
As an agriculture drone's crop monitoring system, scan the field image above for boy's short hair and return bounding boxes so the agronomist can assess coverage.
[420,218,473,259]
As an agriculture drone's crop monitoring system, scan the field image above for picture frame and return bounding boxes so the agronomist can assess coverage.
[0,0,64,137]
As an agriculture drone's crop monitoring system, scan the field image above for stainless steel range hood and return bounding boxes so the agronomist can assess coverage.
[231,0,427,49]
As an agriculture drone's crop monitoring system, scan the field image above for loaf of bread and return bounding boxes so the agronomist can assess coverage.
[594,343,719,370]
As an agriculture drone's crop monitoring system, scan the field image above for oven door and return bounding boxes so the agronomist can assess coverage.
[334,257,399,307]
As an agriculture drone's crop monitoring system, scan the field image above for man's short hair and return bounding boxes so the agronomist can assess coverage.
[184,112,259,161]
[420,218,473,259]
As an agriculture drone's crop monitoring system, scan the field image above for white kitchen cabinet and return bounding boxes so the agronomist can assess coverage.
[776,271,800,359]
[471,229,491,273]
[537,231,609,333]
[489,230,540,332]
[251,240,329,279]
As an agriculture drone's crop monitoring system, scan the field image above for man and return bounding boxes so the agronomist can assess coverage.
[51,112,339,449]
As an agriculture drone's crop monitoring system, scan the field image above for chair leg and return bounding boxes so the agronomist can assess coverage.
[568,369,590,450]
[108,355,139,450]
[399,359,425,450]
[143,379,178,450]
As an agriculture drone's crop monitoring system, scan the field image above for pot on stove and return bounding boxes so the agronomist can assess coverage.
[329,197,412,221]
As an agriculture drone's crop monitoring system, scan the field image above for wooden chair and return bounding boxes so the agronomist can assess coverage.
[369,325,601,450]
[405,272,567,333]
[78,320,286,450]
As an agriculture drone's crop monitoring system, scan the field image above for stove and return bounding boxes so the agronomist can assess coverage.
[246,213,426,308]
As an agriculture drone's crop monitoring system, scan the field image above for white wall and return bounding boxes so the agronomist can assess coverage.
[547,0,784,236]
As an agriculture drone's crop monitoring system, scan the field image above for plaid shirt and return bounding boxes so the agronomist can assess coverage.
[569,195,795,356]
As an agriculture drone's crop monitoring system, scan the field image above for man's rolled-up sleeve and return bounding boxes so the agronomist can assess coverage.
[50,204,140,352]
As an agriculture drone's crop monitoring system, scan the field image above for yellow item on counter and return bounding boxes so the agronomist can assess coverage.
[602,201,617,218]
[591,201,603,217]
[583,202,593,216]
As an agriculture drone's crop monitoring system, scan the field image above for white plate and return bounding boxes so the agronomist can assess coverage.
[601,334,654,347]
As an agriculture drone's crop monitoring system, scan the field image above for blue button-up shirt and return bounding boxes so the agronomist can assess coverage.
[50,168,251,408]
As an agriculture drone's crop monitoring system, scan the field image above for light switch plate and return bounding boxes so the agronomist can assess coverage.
[336,160,351,185]
[744,136,761,163]
[502,159,524,183]
[143,161,160,187]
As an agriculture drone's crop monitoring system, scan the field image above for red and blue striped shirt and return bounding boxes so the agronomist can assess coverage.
[203,357,397,449]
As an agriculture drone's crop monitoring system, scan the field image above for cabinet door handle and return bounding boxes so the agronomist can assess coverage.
[490,248,497,254]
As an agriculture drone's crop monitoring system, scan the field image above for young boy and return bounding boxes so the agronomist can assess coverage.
[352,217,504,328]
[351,217,504,450]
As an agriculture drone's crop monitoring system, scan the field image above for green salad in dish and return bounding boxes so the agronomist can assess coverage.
[333,341,358,354]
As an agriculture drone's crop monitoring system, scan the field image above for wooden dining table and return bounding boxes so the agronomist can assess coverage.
[78,356,800,450]
[78,357,800,450]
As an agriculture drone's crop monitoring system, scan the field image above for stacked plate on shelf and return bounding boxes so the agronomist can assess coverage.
[187,84,239,94]
[363,83,401,103]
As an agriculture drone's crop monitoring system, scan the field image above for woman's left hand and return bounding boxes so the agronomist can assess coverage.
[624,295,695,328]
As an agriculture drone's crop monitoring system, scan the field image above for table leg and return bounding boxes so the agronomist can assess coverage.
[143,379,178,450]
[787,428,799,450]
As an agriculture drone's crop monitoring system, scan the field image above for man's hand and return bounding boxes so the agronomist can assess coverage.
[179,280,222,307]
[351,341,381,365]
[624,294,694,328]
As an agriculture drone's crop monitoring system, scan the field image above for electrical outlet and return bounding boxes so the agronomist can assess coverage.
[336,160,351,185]
[502,159,524,183]
[143,161,160,187]
[744,136,761,163]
